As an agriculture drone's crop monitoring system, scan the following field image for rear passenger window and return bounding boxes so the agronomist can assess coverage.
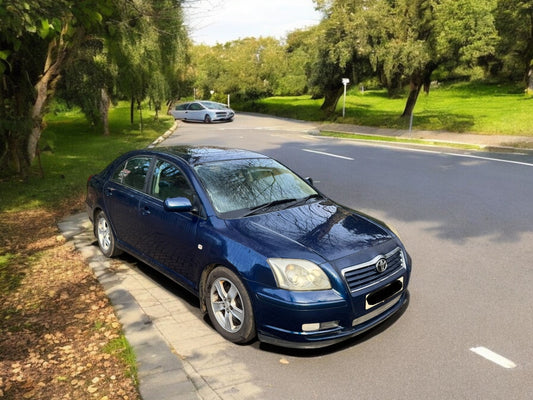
[112,157,152,191]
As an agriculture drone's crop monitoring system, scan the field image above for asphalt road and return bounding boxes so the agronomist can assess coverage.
[161,114,533,399]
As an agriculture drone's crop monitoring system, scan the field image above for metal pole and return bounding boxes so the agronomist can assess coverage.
[343,83,347,118]
[341,78,349,118]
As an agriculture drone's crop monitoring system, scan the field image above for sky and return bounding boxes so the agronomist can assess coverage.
[184,0,323,45]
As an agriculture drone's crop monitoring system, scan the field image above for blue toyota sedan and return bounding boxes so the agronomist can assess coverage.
[86,146,411,348]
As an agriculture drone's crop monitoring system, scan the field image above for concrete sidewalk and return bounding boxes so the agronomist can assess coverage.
[318,122,533,154]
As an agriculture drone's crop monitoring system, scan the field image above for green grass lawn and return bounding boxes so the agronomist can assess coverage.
[239,81,533,136]
[0,102,174,213]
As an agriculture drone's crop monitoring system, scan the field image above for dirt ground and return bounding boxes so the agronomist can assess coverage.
[0,200,140,400]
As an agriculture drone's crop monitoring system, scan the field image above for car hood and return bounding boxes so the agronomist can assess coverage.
[226,200,394,263]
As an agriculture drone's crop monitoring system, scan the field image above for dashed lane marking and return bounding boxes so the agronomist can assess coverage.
[302,149,354,161]
[470,346,517,369]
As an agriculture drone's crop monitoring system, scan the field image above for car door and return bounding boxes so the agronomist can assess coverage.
[136,159,204,288]
[103,156,153,252]
[186,102,205,121]
[171,103,189,119]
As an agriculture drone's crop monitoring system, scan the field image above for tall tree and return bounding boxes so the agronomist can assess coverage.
[313,0,498,117]
[100,0,190,125]
[310,2,373,114]
[0,0,109,174]
[190,37,287,101]
[279,29,315,96]
[0,0,190,175]
[59,38,116,135]
[494,0,533,89]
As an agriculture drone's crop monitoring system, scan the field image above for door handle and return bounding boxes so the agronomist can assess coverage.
[141,206,151,216]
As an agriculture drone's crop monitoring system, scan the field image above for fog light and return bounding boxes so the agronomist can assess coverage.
[302,323,320,332]
[320,321,339,330]
[302,321,339,332]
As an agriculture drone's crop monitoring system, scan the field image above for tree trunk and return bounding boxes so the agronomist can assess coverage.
[320,87,344,116]
[27,24,74,169]
[137,99,143,134]
[401,79,423,118]
[130,96,135,124]
[401,66,435,118]
[100,88,110,136]
[7,133,22,175]
[27,42,58,166]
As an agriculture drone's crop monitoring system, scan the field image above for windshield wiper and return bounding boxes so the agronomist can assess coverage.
[288,193,323,208]
[244,198,297,217]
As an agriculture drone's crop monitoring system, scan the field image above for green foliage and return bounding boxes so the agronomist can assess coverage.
[59,39,116,128]
[108,0,190,112]
[239,96,329,121]
[0,102,173,212]
[494,0,533,83]
[0,0,189,176]
[104,335,138,384]
[189,36,310,101]
[239,81,533,135]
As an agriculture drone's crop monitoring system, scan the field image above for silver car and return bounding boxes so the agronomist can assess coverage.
[170,101,235,123]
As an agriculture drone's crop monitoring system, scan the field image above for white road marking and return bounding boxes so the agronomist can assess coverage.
[470,347,517,369]
[302,149,354,160]
[343,140,533,167]
[446,152,533,167]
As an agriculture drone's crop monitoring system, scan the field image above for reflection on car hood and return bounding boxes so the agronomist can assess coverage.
[228,200,393,262]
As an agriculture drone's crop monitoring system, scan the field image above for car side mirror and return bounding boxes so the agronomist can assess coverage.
[304,177,314,186]
[164,197,193,213]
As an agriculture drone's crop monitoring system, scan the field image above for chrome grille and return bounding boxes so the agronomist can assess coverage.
[342,247,405,292]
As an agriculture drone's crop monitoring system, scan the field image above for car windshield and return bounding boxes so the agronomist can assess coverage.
[194,158,318,217]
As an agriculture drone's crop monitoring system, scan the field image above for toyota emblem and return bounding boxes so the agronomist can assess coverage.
[376,258,388,273]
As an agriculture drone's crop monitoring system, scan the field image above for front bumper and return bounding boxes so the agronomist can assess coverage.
[213,112,234,121]
[256,290,409,349]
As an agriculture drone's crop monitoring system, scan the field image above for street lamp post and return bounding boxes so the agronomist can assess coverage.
[342,78,350,118]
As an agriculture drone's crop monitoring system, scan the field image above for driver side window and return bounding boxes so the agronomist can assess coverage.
[151,160,193,201]
[188,103,203,110]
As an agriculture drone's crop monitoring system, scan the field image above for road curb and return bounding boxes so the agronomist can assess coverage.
[58,213,202,400]
[315,127,533,155]
[149,120,179,148]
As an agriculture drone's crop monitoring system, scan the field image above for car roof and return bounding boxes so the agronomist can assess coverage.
[138,145,268,166]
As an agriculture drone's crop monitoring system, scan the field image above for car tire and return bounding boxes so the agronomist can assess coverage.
[204,114,212,123]
[95,210,122,258]
[205,266,256,344]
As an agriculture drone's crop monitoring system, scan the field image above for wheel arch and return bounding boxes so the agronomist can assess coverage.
[199,263,217,313]
[92,207,103,235]
[198,261,255,314]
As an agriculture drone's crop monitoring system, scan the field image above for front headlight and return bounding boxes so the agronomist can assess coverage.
[267,259,332,291]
